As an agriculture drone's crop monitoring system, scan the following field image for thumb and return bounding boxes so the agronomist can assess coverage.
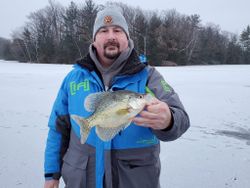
[145,96,160,106]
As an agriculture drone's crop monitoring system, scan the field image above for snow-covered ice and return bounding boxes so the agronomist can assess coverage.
[0,60,249,188]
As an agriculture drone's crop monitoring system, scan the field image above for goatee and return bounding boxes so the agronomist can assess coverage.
[104,40,120,59]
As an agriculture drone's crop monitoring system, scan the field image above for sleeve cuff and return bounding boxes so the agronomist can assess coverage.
[44,172,61,180]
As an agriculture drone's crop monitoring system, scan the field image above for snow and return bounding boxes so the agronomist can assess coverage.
[0,60,249,188]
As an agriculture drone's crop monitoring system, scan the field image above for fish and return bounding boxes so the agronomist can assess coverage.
[70,90,153,144]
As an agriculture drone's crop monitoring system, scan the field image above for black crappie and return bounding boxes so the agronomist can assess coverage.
[71,90,152,144]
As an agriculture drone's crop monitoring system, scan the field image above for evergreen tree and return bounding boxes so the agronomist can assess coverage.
[225,34,242,64]
[0,38,14,60]
[61,1,80,63]
[240,25,250,64]
[147,13,162,65]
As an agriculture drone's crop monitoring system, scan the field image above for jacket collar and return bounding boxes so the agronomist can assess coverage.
[76,49,147,76]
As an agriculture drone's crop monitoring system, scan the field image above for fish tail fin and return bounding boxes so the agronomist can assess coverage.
[70,115,91,144]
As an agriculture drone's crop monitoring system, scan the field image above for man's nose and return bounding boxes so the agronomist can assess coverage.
[107,30,116,39]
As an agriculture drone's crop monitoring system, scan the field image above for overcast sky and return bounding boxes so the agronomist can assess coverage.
[1,0,250,39]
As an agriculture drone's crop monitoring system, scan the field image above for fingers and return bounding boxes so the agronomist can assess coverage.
[145,96,160,106]
[54,182,59,188]
[139,110,158,119]
[133,100,172,130]
[133,116,152,126]
[133,110,161,127]
[44,180,59,188]
[145,99,168,114]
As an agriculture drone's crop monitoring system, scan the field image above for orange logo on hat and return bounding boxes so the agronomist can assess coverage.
[104,16,113,25]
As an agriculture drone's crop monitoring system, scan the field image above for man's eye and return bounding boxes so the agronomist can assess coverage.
[114,29,122,33]
[100,29,107,33]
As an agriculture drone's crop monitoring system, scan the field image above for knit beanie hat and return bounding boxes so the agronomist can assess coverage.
[93,7,130,40]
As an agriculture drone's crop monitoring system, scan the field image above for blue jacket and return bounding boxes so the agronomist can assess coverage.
[44,51,190,188]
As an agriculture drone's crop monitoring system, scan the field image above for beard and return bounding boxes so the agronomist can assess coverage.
[103,40,121,59]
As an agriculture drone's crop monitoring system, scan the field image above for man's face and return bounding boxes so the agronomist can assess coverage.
[93,26,129,60]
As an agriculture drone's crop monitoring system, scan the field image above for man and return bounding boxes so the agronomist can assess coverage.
[44,6,190,188]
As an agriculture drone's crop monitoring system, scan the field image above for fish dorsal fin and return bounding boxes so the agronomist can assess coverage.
[96,122,131,141]
[84,92,109,112]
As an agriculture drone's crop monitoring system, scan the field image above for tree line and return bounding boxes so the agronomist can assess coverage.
[0,0,249,65]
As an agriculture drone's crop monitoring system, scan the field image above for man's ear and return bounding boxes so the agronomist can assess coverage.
[92,40,96,47]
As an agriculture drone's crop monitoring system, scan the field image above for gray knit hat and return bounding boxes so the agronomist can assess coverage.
[93,7,129,40]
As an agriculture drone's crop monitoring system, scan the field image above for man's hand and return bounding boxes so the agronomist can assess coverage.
[44,180,59,188]
[133,97,172,130]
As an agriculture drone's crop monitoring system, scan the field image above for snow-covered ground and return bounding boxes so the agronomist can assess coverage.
[0,60,249,188]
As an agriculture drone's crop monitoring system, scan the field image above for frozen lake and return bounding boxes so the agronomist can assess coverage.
[0,60,249,188]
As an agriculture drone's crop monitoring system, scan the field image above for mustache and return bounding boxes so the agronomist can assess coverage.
[104,40,120,48]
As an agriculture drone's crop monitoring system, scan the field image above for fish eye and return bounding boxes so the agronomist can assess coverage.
[139,95,144,99]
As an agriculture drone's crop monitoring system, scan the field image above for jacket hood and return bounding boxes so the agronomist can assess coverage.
[75,49,147,76]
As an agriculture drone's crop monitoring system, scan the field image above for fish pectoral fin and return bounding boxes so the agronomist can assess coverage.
[96,122,131,141]
[70,114,91,144]
[116,108,131,115]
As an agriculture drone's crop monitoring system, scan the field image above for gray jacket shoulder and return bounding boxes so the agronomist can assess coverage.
[146,66,190,141]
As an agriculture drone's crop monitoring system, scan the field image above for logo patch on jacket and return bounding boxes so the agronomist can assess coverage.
[70,80,90,95]
[160,80,171,93]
